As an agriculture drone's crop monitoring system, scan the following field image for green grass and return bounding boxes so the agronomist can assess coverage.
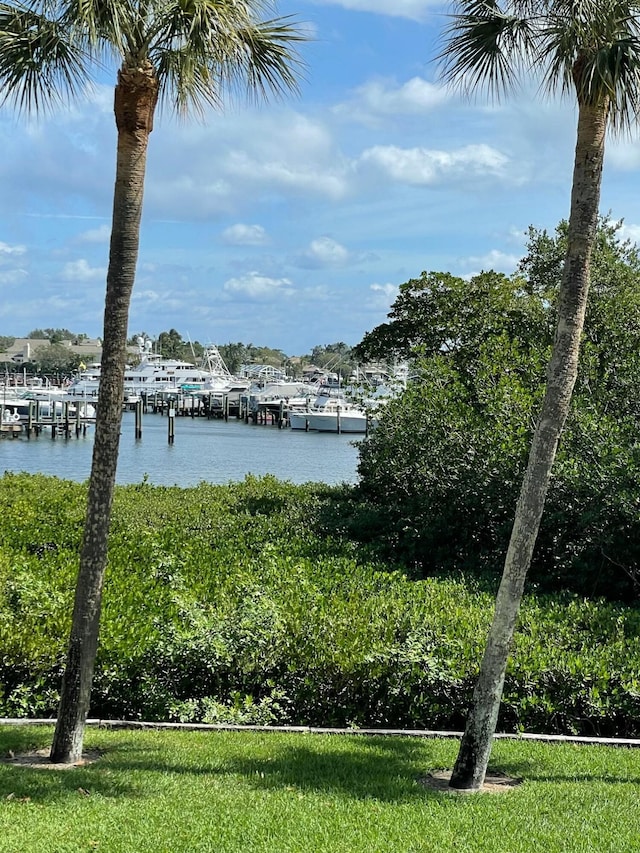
[0,726,639,853]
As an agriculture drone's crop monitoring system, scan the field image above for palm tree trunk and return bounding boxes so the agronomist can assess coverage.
[449,97,608,790]
[50,62,159,764]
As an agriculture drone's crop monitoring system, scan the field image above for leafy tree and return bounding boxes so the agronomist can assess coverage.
[282,356,301,378]
[308,342,356,379]
[0,336,15,353]
[522,218,640,419]
[357,224,640,598]
[253,345,287,366]
[219,342,249,374]
[156,330,205,362]
[26,328,76,342]
[354,270,553,371]
[158,328,189,360]
[0,0,305,763]
[128,332,150,346]
[33,343,86,374]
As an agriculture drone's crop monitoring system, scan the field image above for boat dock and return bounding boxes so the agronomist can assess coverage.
[1,401,94,440]
[0,421,22,438]
[1,387,373,443]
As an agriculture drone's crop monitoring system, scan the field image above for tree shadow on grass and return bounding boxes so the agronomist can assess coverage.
[492,754,640,786]
[102,733,465,804]
[0,727,138,803]
[93,731,640,800]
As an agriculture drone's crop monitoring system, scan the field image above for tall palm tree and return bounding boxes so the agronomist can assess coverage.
[0,0,304,764]
[437,0,640,790]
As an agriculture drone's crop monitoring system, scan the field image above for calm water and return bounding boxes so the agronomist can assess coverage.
[0,410,362,487]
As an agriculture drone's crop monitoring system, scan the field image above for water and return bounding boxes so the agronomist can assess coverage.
[0,411,362,487]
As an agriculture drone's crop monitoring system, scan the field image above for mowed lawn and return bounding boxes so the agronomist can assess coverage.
[0,726,639,853]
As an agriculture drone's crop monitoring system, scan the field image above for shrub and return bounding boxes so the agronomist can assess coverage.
[1,474,640,735]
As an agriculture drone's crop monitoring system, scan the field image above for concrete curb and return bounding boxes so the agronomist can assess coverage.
[1,718,639,748]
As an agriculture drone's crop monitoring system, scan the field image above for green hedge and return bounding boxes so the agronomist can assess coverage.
[1,473,639,735]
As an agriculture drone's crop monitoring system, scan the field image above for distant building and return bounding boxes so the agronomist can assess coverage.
[0,338,144,366]
[240,363,287,383]
[301,365,339,384]
[0,337,104,364]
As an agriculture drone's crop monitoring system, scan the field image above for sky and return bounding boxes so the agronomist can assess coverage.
[2,0,640,357]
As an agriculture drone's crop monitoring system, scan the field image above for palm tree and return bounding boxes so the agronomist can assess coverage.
[0,0,304,764]
[437,0,640,790]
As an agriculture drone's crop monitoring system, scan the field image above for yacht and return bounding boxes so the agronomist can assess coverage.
[288,388,370,433]
[66,338,248,400]
[0,386,95,420]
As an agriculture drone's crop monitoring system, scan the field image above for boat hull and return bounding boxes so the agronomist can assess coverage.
[289,409,368,433]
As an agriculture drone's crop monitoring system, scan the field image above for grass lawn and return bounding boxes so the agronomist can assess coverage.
[0,726,639,853]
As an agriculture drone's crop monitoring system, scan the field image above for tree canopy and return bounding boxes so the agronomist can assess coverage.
[355,217,640,602]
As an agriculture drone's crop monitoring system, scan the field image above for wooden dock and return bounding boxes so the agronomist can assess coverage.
[1,400,95,440]
[0,422,22,438]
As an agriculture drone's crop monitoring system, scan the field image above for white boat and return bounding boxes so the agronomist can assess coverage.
[66,338,249,400]
[288,390,370,433]
[0,387,95,420]
[243,380,322,415]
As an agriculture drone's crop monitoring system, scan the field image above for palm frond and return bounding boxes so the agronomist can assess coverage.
[0,0,307,118]
[58,0,132,56]
[437,0,536,100]
[147,0,306,115]
[439,0,640,133]
[223,17,306,102]
[0,1,92,112]
[155,45,222,115]
[539,0,640,132]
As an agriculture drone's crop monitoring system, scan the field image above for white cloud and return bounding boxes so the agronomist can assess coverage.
[145,112,351,217]
[606,139,640,171]
[224,272,295,299]
[61,258,106,282]
[130,288,184,312]
[296,237,351,268]
[619,223,640,245]
[312,0,433,21]
[78,224,111,244]
[0,241,26,257]
[0,242,28,287]
[336,77,449,123]
[221,224,269,246]
[225,151,348,200]
[0,268,28,285]
[463,249,520,274]
[369,282,398,309]
[359,144,510,185]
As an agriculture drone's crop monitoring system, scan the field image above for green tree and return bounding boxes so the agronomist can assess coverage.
[0,336,16,353]
[308,342,355,379]
[436,0,640,788]
[33,343,85,374]
[158,328,189,360]
[354,270,552,369]
[219,342,249,373]
[357,220,640,600]
[0,0,304,764]
[253,345,287,366]
[26,328,76,342]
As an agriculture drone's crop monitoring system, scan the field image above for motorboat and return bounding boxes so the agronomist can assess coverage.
[288,390,370,433]
[242,380,321,416]
[66,338,249,401]
[0,387,95,420]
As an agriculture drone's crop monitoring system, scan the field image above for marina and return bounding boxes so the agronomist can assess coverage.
[0,340,401,484]
[0,408,363,487]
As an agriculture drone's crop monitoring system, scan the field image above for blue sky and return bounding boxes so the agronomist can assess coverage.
[1,0,640,356]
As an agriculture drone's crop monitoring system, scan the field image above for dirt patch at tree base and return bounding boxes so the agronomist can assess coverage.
[2,748,102,770]
[420,769,522,793]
